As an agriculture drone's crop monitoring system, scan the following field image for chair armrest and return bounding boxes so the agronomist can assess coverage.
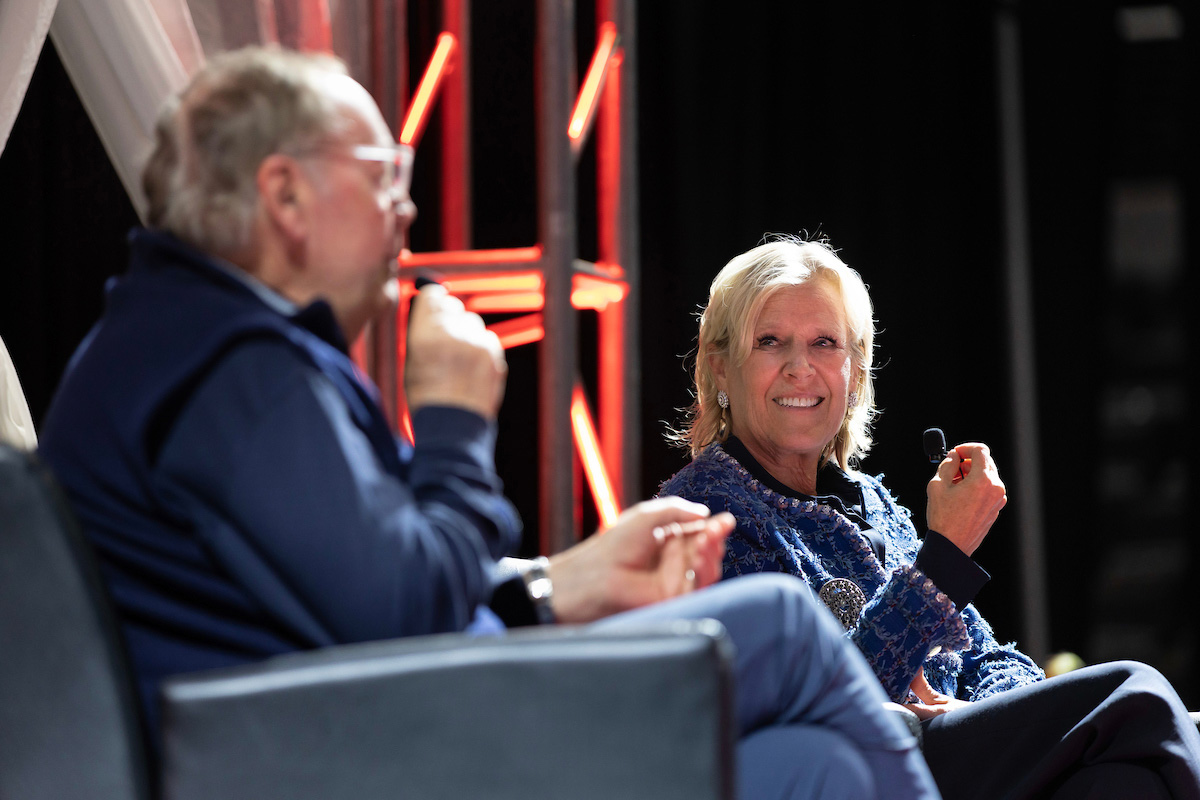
[161,620,736,800]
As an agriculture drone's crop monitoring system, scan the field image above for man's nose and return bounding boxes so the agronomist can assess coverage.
[393,195,418,230]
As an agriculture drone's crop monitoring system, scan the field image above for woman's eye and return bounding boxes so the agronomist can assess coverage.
[756,335,778,347]
[813,337,837,348]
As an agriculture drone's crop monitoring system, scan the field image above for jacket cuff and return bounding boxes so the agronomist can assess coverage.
[487,573,540,627]
[410,406,500,487]
[914,530,991,610]
[855,565,972,700]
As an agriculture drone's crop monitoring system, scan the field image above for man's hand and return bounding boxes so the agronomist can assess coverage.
[404,284,507,419]
[546,497,736,624]
[926,442,1007,557]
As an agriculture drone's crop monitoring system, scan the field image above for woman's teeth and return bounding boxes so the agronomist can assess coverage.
[775,397,819,408]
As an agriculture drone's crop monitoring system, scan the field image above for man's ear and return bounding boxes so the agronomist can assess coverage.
[257,154,310,242]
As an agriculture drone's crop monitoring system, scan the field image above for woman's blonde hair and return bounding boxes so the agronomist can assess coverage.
[673,235,878,470]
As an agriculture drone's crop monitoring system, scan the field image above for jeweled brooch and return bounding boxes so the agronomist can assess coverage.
[818,577,866,629]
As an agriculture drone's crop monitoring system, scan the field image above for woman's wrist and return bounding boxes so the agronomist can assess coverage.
[914,530,991,610]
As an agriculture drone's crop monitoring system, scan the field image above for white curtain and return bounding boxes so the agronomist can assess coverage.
[3,0,371,218]
[2,0,372,219]
[0,0,60,156]
[0,336,37,450]
[48,0,200,218]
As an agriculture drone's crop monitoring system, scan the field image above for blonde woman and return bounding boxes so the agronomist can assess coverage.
[661,235,1200,800]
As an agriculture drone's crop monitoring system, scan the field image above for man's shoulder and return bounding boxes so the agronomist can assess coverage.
[154,337,329,476]
[41,262,317,472]
[198,336,317,399]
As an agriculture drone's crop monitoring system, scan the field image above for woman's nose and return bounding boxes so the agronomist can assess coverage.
[783,351,812,376]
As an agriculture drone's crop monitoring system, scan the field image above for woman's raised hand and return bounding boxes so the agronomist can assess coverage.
[925,442,1007,557]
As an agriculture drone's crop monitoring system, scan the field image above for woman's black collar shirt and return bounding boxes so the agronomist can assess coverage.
[721,436,885,562]
[720,436,989,611]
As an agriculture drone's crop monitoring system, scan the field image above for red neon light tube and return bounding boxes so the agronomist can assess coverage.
[399,246,544,269]
[487,314,545,349]
[443,272,542,294]
[571,385,620,527]
[465,292,544,313]
[400,33,457,147]
[451,278,628,313]
[568,22,618,142]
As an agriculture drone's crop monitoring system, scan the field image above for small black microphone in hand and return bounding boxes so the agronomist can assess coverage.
[924,427,968,482]
[922,427,948,465]
[413,271,443,291]
[408,270,445,324]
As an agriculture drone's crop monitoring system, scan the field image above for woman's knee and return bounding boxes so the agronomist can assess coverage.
[1083,660,1178,705]
[1054,660,1191,735]
[1114,659,1177,692]
[1102,659,1165,683]
[1053,659,1165,695]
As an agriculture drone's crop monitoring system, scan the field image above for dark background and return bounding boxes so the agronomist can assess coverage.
[2,1,1195,704]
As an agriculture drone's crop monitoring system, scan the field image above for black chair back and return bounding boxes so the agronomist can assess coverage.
[2,442,736,799]
[162,623,736,800]
[0,445,150,800]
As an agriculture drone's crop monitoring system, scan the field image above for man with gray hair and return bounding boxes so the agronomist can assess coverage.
[39,47,939,800]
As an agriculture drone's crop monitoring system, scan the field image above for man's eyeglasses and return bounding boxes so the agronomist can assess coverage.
[350,142,415,196]
[299,143,414,199]
[348,144,414,198]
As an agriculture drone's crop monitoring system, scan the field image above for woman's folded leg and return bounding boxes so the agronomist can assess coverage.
[921,660,1200,800]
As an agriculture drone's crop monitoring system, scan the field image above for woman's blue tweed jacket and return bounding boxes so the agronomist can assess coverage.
[660,442,1044,702]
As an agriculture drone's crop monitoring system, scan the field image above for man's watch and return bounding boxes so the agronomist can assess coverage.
[521,556,556,625]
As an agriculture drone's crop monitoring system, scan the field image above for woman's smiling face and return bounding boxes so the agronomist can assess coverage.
[710,281,856,488]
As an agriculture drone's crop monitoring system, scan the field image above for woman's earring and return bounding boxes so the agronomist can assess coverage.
[848,391,859,409]
[717,390,729,409]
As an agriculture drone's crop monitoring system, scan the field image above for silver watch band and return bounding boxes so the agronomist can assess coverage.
[521,556,556,625]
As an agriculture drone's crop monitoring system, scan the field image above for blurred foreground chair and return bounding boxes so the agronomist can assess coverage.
[0,444,736,800]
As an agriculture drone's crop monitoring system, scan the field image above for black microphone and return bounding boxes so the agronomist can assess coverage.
[408,270,445,322]
[924,426,969,482]
[922,427,948,465]
[413,271,443,291]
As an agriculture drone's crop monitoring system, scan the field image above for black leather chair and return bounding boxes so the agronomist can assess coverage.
[0,445,152,800]
[0,445,736,799]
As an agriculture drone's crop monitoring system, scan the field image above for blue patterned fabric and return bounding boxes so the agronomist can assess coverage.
[660,442,1044,702]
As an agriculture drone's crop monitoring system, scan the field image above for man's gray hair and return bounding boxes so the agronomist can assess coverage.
[142,47,352,257]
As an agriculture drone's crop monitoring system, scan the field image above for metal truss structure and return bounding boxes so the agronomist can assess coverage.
[358,0,638,554]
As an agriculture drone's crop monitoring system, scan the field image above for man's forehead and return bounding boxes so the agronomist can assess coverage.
[311,72,392,143]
